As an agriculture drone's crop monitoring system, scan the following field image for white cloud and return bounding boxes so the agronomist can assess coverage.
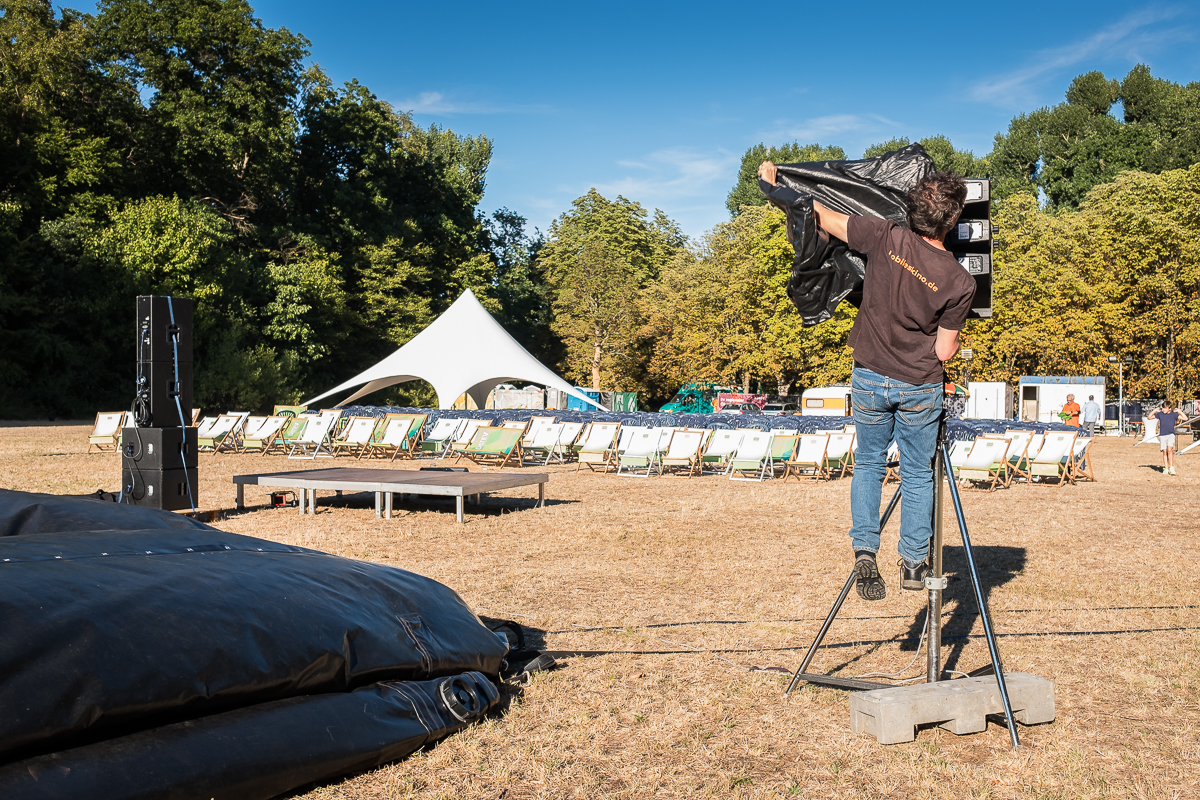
[395,91,548,116]
[970,7,1186,107]
[592,147,740,206]
[757,113,905,147]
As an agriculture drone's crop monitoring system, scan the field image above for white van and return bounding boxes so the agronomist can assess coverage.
[800,386,852,417]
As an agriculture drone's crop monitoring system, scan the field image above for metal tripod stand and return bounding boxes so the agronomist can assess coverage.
[783,416,1021,748]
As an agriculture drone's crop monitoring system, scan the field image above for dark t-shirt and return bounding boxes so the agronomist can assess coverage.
[1155,411,1183,435]
[846,216,976,386]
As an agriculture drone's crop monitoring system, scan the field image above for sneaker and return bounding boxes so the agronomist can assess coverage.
[900,559,930,591]
[1169,467,1177,475]
[854,551,886,601]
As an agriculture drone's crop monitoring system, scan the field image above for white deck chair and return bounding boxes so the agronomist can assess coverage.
[700,430,742,473]
[197,414,240,453]
[884,440,901,484]
[502,419,529,433]
[521,416,556,448]
[661,430,706,476]
[194,415,219,437]
[576,422,621,472]
[240,416,287,454]
[785,434,830,481]
[420,418,466,456]
[824,433,856,479]
[616,426,650,454]
[617,429,662,477]
[87,412,127,452]
[955,438,1011,492]
[948,439,973,470]
[288,410,340,459]
[1069,437,1097,482]
[552,421,586,463]
[1134,418,1159,447]
[214,411,251,453]
[330,417,378,458]
[1028,431,1077,485]
[522,422,564,465]
[361,418,414,461]
[729,431,774,481]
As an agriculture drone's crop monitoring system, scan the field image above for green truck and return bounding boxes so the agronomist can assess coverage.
[659,382,731,414]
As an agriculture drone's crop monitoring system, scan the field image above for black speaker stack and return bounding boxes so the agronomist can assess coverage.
[122,296,198,511]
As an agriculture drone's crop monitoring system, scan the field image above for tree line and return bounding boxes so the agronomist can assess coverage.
[2,0,1197,417]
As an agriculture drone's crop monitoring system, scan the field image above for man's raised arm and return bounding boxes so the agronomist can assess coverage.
[757,161,850,242]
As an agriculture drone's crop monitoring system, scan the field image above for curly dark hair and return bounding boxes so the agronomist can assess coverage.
[906,172,968,239]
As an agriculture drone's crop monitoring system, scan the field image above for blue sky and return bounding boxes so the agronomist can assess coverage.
[110,1,1200,240]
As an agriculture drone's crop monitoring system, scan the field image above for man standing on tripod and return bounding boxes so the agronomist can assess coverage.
[758,163,975,600]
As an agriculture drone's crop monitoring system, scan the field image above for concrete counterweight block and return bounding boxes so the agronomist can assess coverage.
[849,672,1055,744]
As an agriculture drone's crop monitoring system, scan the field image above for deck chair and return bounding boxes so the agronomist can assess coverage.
[447,419,494,458]
[330,417,378,458]
[616,425,650,453]
[384,413,428,457]
[575,422,621,472]
[276,416,310,453]
[240,416,287,454]
[457,426,524,469]
[785,434,831,481]
[954,438,1011,492]
[700,430,742,473]
[768,434,799,478]
[501,419,529,433]
[1028,432,1077,485]
[287,410,340,459]
[191,408,202,425]
[948,439,973,471]
[729,431,774,481]
[197,414,240,453]
[551,421,585,463]
[1069,437,1097,482]
[522,422,564,465]
[883,441,901,484]
[1133,418,1159,447]
[87,412,127,452]
[1005,431,1042,483]
[362,418,415,461]
[420,417,466,457]
[617,429,662,477]
[660,430,706,477]
[214,411,251,454]
[824,433,856,478]
[521,416,556,449]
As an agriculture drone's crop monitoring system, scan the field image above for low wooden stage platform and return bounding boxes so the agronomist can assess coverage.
[233,467,549,523]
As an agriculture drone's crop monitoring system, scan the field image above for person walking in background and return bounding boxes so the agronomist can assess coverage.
[1147,401,1183,475]
[1061,394,1080,427]
[1081,395,1102,436]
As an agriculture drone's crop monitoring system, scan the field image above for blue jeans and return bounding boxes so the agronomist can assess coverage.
[849,367,943,564]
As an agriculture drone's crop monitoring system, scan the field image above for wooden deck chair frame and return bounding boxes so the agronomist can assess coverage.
[1004,430,1041,483]
[1028,432,1078,486]
[660,430,706,477]
[823,433,856,479]
[239,416,287,455]
[575,423,621,472]
[521,416,557,450]
[768,434,799,478]
[330,416,378,458]
[362,418,415,461]
[1069,437,1097,482]
[955,438,1011,492]
[785,434,831,481]
[88,412,128,452]
[213,412,251,454]
[456,426,524,470]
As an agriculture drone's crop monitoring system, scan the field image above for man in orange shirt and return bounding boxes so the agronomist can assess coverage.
[1061,394,1081,427]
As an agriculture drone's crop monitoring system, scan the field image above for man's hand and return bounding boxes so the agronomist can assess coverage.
[935,327,960,362]
[758,161,777,185]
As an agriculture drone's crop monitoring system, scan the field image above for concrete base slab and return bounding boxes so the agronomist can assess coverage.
[849,672,1055,744]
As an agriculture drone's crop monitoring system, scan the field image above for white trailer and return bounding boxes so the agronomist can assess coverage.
[1017,376,1106,424]
[965,382,1012,420]
[800,386,852,417]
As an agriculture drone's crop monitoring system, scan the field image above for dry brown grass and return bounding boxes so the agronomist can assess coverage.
[3,424,1199,799]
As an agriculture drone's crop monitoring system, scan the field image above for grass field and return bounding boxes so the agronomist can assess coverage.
[2,424,1198,799]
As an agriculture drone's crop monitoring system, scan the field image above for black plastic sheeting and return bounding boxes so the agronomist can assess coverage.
[758,143,935,325]
[339,405,1083,442]
[0,489,507,798]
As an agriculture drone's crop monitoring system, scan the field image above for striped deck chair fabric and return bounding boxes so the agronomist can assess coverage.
[457,426,524,469]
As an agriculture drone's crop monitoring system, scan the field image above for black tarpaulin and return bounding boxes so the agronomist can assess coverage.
[758,143,935,325]
[0,489,508,798]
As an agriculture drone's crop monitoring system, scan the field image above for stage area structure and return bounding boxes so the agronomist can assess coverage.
[304,289,603,410]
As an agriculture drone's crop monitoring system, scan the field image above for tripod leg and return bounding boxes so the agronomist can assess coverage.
[940,442,1021,749]
[784,487,903,698]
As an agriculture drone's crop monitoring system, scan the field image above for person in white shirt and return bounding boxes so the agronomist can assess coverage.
[1081,395,1102,436]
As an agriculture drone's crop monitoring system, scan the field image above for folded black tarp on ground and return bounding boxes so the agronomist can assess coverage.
[0,488,508,799]
[758,143,935,325]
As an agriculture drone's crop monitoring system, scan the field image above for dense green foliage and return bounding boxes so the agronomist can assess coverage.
[4,0,1199,415]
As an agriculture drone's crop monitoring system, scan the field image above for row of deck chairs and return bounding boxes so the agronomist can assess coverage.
[946,429,1096,490]
[189,411,432,460]
[567,423,859,481]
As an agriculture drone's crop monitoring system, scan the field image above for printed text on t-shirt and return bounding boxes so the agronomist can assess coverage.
[889,250,938,292]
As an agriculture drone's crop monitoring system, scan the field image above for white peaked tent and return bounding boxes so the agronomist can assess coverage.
[303,289,605,410]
